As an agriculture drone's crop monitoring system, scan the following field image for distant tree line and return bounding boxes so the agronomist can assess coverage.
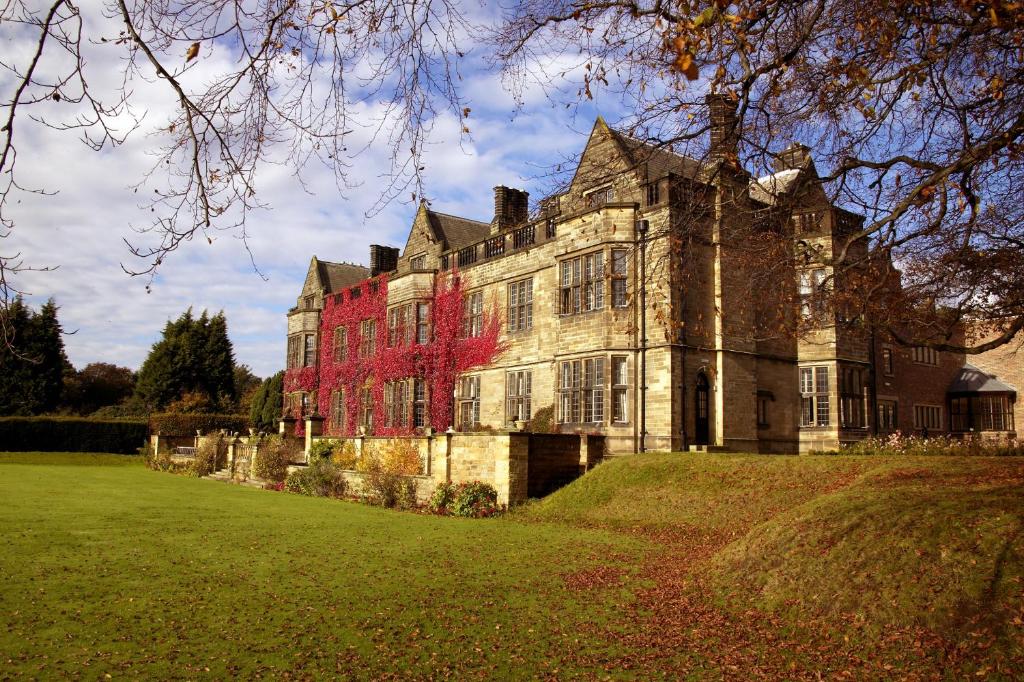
[0,300,281,426]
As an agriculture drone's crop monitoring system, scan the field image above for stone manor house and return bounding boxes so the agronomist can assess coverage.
[284,97,1019,454]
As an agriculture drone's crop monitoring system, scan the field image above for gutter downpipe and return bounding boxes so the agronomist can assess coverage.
[637,219,650,452]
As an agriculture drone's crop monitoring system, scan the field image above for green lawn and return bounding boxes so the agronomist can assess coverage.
[2,452,1022,679]
[0,453,646,678]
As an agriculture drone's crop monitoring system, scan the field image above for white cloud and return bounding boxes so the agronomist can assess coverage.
[3,0,622,378]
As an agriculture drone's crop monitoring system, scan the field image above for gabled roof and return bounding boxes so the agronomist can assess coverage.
[317,259,370,293]
[948,364,1017,395]
[426,210,490,251]
[750,168,802,205]
[608,127,703,179]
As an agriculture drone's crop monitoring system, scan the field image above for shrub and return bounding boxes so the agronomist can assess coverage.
[839,432,1024,457]
[148,413,248,437]
[428,481,456,513]
[530,404,557,434]
[284,458,348,498]
[357,439,422,508]
[188,436,226,477]
[331,440,358,469]
[308,439,334,461]
[143,442,189,473]
[429,481,501,518]
[252,434,298,482]
[0,416,147,454]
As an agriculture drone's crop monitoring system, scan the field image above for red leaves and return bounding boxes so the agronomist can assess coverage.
[312,271,503,436]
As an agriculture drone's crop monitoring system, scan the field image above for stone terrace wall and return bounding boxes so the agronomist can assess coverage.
[306,429,595,505]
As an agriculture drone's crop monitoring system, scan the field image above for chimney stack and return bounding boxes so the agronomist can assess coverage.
[774,142,811,172]
[493,186,530,230]
[706,93,739,161]
[369,244,400,276]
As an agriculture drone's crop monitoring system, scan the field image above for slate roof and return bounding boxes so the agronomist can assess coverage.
[426,210,491,250]
[609,128,703,179]
[750,168,801,205]
[317,259,370,293]
[948,364,1018,395]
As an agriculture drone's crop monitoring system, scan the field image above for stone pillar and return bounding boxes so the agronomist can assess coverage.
[500,432,529,506]
[304,414,325,460]
[280,417,296,436]
[151,433,161,455]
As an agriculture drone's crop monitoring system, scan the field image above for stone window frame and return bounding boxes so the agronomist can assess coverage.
[911,346,939,366]
[303,333,318,367]
[416,302,430,344]
[384,380,410,428]
[287,334,302,369]
[413,378,427,428]
[359,385,373,432]
[559,251,605,316]
[798,267,828,319]
[913,404,943,431]
[584,184,614,208]
[462,291,484,338]
[330,388,345,432]
[799,365,830,428]
[387,304,413,347]
[559,357,605,424]
[506,370,532,423]
[645,181,660,206]
[611,248,629,308]
[877,399,898,433]
[839,365,867,429]
[333,326,347,362]
[756,390,773,429]
[880,346,895,376]
[359,319,376,358]
[409,253,427,270]
[507,278,533,333]
[457,375,481,430]
[611,355,629,424]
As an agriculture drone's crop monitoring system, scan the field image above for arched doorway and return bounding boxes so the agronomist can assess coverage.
[695,372,710,446]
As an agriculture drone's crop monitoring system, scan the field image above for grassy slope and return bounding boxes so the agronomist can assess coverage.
[0,454,645,678]
[521,453,1024,670]
[3,452,1022,678]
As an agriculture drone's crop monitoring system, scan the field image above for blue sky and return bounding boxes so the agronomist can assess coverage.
[4,1,618,379]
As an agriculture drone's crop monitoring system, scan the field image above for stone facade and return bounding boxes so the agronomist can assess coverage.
[283,103,1018,453]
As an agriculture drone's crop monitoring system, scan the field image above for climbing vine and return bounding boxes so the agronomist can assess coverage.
[299,271,502,437]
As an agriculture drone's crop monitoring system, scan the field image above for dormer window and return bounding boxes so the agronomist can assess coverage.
[410,254,427,270]
[585,186,614,208]
[304,295,315,310]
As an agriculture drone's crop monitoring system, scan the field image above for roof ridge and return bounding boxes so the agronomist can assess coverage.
[319,259,369,269]
[427,209,489,225]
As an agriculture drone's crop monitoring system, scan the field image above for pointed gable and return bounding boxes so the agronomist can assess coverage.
[568,117,635,194]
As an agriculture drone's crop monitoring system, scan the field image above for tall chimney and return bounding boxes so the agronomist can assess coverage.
[369,245,399,276]
[706,93,738,161]
[775,142,811,171]
[493,186,530,229]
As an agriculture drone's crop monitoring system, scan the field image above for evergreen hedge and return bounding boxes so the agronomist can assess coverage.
[148,413,249,436]
[0,416,148,454]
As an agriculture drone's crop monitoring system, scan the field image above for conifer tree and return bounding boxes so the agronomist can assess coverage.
[249,371,284,432]
[0,298,69,415]
[134,308,238,412]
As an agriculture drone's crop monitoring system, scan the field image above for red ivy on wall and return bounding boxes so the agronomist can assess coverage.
[294,271,502,437]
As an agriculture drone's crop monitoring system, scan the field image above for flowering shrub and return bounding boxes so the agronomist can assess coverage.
[837,432,1024,457]
[428,481,502,518]
[284,458,348,498]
